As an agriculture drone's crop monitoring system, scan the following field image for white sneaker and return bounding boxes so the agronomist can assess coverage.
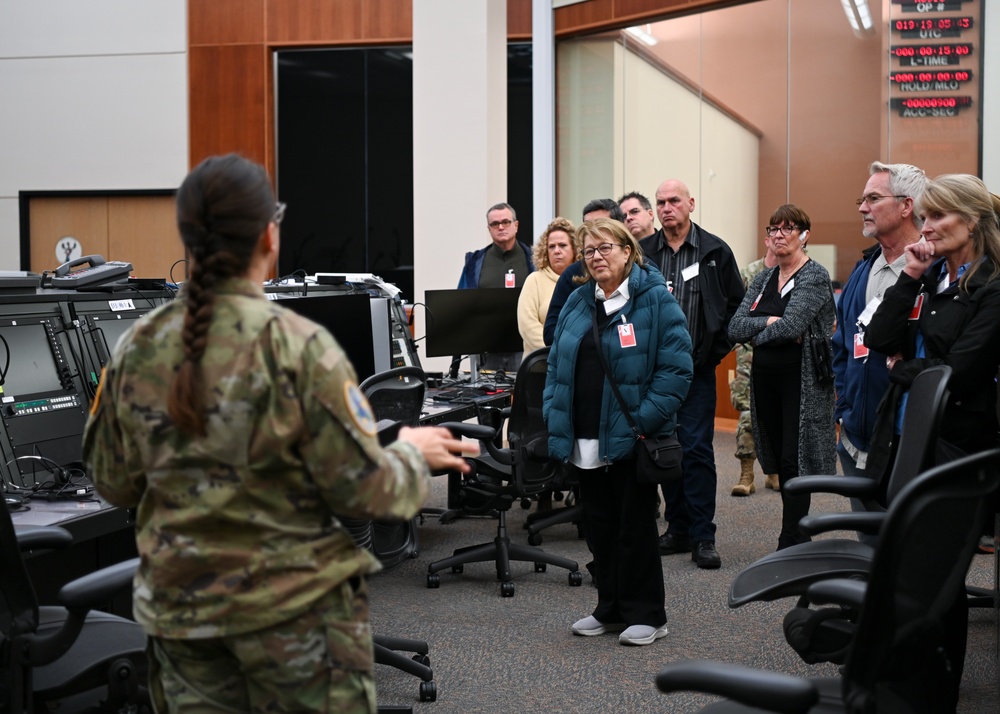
[571,615,626,636]
[618,623,669,646]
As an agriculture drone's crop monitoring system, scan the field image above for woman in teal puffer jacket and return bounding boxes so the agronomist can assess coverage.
[543,217,692,647]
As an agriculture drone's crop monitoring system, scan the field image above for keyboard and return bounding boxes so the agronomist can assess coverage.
[430,386,508,403]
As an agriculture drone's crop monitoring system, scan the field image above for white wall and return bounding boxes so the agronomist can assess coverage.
[0,1,188,269]
[413,0,508,375]
[558,39,760,269]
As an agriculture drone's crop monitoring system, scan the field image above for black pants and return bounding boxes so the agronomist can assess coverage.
[752,351,810,549]
[576,459,667,627]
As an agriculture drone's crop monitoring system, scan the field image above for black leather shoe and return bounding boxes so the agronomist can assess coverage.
[691,540,722,569]
[658,532,692,555]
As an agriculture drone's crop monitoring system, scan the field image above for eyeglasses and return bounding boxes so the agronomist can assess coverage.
[764,224,799,238]
[488,219,513,230]
[273,202,287,225]
[582,243,621,260]
[855,194,908,206]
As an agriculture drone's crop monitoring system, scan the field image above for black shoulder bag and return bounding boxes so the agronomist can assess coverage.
[591,312,682,484]
[807,285,836,387]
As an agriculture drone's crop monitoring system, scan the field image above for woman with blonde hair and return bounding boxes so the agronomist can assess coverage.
[517,217,577,354]
[866,174,1000,468]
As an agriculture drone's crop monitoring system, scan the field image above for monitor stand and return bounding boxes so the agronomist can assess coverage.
[468,353,483,387]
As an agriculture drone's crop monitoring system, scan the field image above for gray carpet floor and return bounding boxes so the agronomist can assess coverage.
[369,428,998,713]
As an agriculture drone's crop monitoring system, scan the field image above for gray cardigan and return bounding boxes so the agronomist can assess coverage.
[727,259,837,477]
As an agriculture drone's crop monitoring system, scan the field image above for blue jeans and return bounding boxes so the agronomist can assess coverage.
[836,437,878,547]
[661,367,718,543]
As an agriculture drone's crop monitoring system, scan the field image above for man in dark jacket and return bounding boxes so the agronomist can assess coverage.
[831,161,926,541]
[639,179,744,569]
[457,202,534,373]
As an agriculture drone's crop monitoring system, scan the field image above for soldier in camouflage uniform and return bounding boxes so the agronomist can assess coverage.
[729,238,778,495]
[83,154,475,714]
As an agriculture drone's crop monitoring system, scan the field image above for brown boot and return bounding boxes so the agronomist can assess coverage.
[764,473,780,491]
[731,457,756,496]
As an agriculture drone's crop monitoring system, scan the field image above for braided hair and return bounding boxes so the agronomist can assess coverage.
[169,154,275,436]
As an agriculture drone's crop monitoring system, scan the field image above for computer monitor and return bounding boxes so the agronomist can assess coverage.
[423,288,523,383]
[0,311,89,480]
[273,294,392,382]
[87,312,150,368]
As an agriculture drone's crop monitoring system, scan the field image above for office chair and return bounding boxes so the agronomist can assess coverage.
[656,447,1000,714]
[426,347,584,596]
[728,365,952,610]
[350,366,437,703]
[1,503,148,714]
[523,468,584,546]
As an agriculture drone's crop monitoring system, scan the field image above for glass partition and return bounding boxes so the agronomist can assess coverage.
[556,0,983,284]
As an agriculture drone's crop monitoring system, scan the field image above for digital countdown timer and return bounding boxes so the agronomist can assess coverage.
[893,17,972,37]
[890,96,973,117]
[892,43,973,66]
[890,69,973,91]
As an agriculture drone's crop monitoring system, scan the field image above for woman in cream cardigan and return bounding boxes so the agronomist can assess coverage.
[517,217,577,355]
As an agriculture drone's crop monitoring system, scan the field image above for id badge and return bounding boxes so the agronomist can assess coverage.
[618,323,637,348]
[908,294,924,320]
[504,270,516,288]
[854,332,869,359]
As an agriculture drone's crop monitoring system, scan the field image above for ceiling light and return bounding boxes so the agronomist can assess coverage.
[840,0,875,37]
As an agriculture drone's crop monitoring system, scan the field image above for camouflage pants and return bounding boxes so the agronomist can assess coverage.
[149,577,375,714]
[729,363,756,460]
[734,409,756,460]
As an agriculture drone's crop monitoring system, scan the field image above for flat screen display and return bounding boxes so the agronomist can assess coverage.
[274,294,377,381]
[0,321,64,397]
[90,313,146,366]
[424,288,523,358]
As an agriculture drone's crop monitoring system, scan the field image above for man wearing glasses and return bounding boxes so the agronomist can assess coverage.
[640,179,745,569]
[457,202,534,290]
[618,191,656,241]
[832,162,926,532]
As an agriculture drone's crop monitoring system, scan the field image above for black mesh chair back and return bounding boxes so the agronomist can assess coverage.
[882,364,951,506]
[840,448,1000,711]
[358,365,426,433]
[504,347,557,498]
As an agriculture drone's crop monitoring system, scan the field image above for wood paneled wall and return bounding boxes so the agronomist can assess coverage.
[187,0,730,173]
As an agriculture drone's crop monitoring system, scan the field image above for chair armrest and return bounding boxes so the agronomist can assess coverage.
[799,511,886,537]
[15,526,73,552]
[436,422,496,442]
[784,475,879,499]
[656,660,818,713]
[807,578,867,610]
[58,557,140,613]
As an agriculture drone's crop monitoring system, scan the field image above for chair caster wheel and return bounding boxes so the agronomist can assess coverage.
[451,564,464,574]
[500,581,515,597]
[528,533,542,546]
[520,498,532,509]
[412,654,431,667]
[419,681,437,702]
[568,571,583,586]
[534,562,546,573]
[427,573,440,588]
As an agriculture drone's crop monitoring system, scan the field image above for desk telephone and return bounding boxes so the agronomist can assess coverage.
[50,255,133,289]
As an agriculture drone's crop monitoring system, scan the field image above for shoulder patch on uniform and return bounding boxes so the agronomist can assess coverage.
[344,381,377,437]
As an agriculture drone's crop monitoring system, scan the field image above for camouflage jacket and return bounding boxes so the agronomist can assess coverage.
[83,279,430,639]
[731,256,769,403]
